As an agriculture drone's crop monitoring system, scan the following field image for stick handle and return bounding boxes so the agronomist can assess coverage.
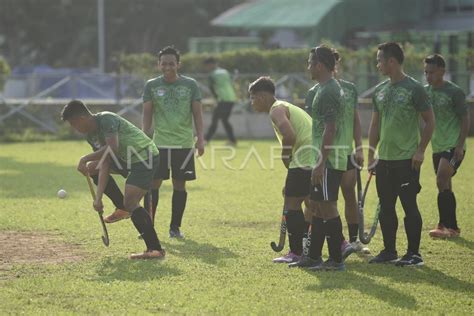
[85,175,96,200]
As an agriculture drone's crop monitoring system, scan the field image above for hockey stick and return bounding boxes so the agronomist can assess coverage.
[86,175,110,247]
[270,211,286,252]
[357,170,380,245]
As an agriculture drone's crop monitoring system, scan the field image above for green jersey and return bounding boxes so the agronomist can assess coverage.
[373,76,431,160]
[209,67,237,102]
[87,112,158,164]
[143,75,202,148]
[425,81,467,153]
[338,79,358,154]
[270,100,314,169]
[311,78,347,171]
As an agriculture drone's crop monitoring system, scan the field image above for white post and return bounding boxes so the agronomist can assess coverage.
[97,0,105,73]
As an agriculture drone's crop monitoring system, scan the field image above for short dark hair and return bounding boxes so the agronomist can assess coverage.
[203,57,217,65]
[61,100,92,121]
[248,76,275,95]
[310,45,336,71]
[332,49,341,62]
[424,54,446,68]
[378,42,404,64]
[158,46,180,63]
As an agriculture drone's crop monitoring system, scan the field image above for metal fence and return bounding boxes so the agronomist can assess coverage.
[1,72,473,136]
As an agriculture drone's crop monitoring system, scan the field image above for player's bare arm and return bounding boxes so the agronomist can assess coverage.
[93,134,118,212]
[192,100,205,156]
[454,113,470,162]
[412,108,435,170]
[142,101,154,138]
[368,111,380,171]
[270,106,296,169]
[312,120,336,185]
[353,108,364,167]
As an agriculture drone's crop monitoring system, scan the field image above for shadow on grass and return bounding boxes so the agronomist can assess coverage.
[93,257,181,282]
[303,263,418,310]
[304,261,474,310]
[446,236,474,251]
[166,238,238,266]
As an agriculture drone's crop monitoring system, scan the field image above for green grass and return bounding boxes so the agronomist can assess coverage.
[0,139,473,314]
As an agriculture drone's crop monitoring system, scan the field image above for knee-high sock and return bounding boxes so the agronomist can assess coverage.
[91,174,124,209]
[285,209,305,255]
[171,190,187,228]
[131,207,162,251]
[438,190,457,229]
[326,216,343,263]
[309,217,325,260]
[143,189,159,218]
[348,224,359,243]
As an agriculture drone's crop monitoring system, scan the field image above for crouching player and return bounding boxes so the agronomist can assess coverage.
[249,77,314,263]
[61,100,165,259]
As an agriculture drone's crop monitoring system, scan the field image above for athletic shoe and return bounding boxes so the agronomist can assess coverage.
[104,209,130,223]
[368,250,398,264]
[273,252,301,263]
[395,252,424,267]
[351,241,371,254]
[169,227,185,239]
[129,249,166,260]
[341,240,355,260]
[288,256,323,268]
[429,224,451,238]
[310,258,346,271]
[447,228,461,238]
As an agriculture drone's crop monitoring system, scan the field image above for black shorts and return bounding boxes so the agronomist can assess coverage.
[156,148,196,181]
[346,154,356,171]
[310,168,344,202]
[110,158,129,178]
[285,168,311,197]
[433,148,465,176]
[126,155,160,190]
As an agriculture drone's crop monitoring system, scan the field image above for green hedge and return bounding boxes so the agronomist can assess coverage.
[0,56,11,90]
[119,43,474,79]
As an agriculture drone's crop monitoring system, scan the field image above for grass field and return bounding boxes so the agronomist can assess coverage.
[0,139,473,314]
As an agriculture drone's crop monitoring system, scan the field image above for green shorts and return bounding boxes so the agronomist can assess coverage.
[125,155,160,190]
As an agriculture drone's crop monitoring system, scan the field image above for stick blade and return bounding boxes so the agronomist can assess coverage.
[270,241,284,252]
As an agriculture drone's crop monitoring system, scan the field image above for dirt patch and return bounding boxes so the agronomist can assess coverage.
[0,231,85,277]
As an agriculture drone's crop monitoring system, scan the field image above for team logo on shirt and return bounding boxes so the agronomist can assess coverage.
[395,91,408,104]
[156,88,166,97]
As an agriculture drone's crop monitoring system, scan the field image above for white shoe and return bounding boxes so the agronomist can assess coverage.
[351,241,370,254]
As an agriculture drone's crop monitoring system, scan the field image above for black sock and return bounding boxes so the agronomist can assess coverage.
[131,207,162,251]
[171,190,187,229]
[348,223,359,243]
[326,216,343,263]
[404,214,422,255]
[451,192,458,230]
[438,190,457,229]
[285,209,305,255]
[437,191,449,227]
[309,217,325,260]
[144,189,159,217]
[91,175,124,209]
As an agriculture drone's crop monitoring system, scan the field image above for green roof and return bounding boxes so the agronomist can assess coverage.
[211,0,341,29]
